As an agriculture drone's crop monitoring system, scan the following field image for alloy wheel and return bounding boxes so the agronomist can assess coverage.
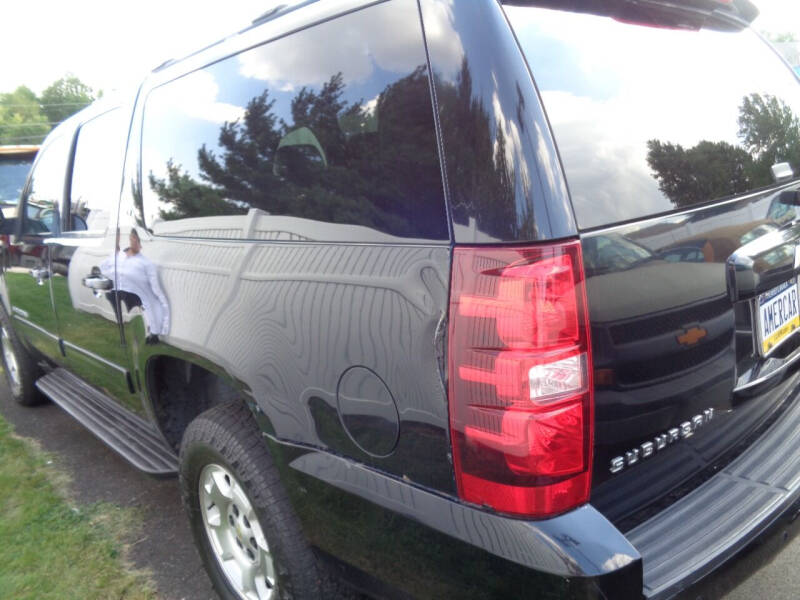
[199,463,277,600]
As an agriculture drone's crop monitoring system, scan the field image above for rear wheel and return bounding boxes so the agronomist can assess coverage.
[0,309,44,406]
[180,401,334,600]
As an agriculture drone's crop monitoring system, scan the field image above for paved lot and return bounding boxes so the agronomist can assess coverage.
[2,377,800,600]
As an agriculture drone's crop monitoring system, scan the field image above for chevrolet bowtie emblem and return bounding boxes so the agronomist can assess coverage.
[677,326,707,346]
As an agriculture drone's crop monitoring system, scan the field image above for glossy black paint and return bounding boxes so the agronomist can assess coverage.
[8,1,800,598]
[421,0,577,243]
[5,129,71,360]
[585,186,800,526]
[112,2,457,501]
[262,436,643,600]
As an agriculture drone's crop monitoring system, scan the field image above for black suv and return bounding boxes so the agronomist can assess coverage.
[3,1,800,598]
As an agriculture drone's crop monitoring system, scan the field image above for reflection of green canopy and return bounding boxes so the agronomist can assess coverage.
[273,126,327,175]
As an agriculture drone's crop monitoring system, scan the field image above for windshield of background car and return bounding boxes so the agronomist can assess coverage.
[0,157,34,205]
[505,5,800,230]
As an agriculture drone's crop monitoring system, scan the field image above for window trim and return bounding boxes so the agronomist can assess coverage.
[63,106,124,237]
[17,131,73,239]
[135,0,451,244]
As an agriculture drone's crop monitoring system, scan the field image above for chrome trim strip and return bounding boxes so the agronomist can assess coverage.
[62,340,128,374]
[734,343,800,392]
[582,181,799,237]
[12,316,58,340]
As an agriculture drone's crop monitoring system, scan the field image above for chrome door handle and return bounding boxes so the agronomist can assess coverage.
[82,275,113,291]
[29,267,50,285]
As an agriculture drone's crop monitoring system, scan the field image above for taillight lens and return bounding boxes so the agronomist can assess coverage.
[448,241,593,518]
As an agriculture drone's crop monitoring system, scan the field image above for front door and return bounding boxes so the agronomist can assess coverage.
[49,107,142,415]
[5,132,71,360]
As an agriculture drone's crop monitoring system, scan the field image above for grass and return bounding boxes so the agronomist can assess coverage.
[0,414,157,600]
[5,270,142,412]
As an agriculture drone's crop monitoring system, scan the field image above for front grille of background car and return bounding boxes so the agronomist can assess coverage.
[609,296,732,345]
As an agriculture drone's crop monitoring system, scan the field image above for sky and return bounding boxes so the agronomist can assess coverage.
[1,0,799,96]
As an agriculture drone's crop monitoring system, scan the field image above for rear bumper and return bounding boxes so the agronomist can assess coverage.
[627,381,800,599]
[278,440,643,599]
[271,380,800,599]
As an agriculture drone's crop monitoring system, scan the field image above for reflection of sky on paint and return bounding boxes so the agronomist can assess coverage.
[142,0,430,214]
[505,6,800,229]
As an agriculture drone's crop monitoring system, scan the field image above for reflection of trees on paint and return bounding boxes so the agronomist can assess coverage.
[148,67,447,239]
[149,160,245,220]
[738,93,800,172]
[646,140,754,208]
[647,94,800,208]
[435,59,526,239]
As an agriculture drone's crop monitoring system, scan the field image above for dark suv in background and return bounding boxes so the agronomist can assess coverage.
[3,1,800,598]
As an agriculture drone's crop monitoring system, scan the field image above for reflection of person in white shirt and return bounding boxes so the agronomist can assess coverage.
[100,228,170,340]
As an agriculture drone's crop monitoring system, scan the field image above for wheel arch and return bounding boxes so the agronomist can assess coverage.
[142,351,269,452]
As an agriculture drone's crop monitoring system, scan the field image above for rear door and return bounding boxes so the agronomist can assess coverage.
[49,107,140,414]
[6,133,72,359]
[504,2,800,525]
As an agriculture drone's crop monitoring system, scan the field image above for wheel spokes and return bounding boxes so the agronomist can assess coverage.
[199,463,276,600]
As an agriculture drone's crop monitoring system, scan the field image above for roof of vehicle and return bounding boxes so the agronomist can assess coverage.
[143,0,370,89]
[503,0,759,30]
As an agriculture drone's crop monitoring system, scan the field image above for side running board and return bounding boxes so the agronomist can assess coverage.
[36,368,178,475]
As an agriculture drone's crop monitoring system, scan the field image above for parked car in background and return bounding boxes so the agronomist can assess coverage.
[0,145,37,209]
[2,1,800,599]
[0,145,38,263]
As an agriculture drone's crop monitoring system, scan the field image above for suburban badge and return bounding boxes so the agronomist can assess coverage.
[610,408,715,474]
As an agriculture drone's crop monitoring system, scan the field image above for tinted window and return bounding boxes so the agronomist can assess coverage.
[506,6,800,229]
[70,108,127,232]
[141,0,447,242]
[24,134,71,234]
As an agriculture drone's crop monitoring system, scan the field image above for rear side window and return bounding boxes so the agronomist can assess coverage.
[141,0,447,242]
[506,6,800,229]
[69,108,127,233]
[23,134,71,234]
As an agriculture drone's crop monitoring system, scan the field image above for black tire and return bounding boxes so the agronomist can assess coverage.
[0,307,44,406]
[180,401,335,600]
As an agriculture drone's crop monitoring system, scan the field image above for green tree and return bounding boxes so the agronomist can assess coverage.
[0,86,50,145]
[39,75,96,126]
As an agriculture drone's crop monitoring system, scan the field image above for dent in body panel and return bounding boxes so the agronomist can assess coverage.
[114,0,456,491]
[112,228,454,491]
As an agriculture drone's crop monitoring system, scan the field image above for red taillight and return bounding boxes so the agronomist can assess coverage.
[448,241,593,518]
